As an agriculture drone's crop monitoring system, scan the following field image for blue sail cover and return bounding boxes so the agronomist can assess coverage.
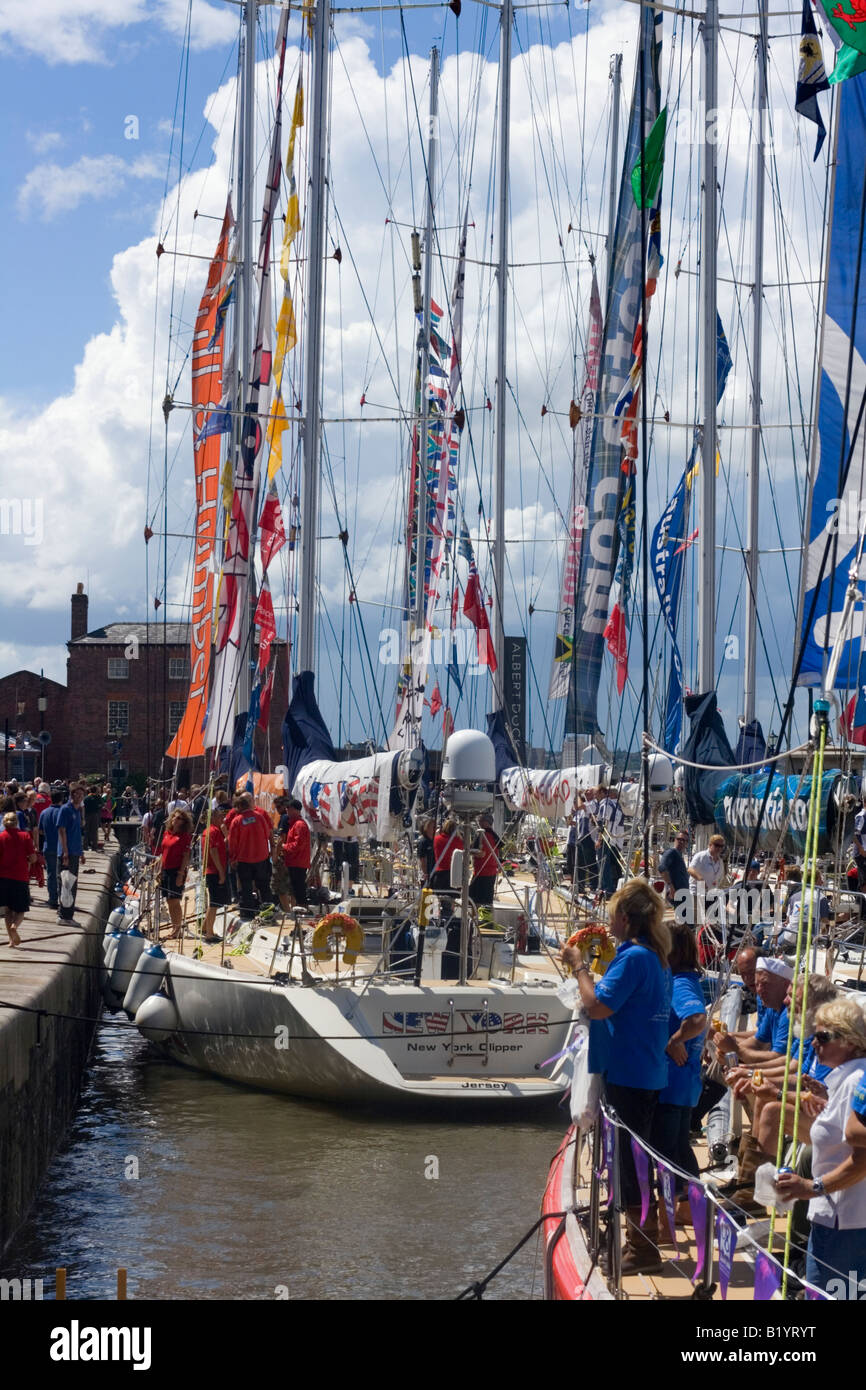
[281,670,336,790]
[486,710,522,782]
[713,770,849,858]
[681,692,736,824]
[570,6,662,732]
[799,73,866,687]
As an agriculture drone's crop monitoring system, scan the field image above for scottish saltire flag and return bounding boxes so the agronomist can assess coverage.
[796,0,829,157]
[799,72,866,687]
[570,4,662,732]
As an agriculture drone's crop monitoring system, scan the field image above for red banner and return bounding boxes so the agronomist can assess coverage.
[166,202,233,760]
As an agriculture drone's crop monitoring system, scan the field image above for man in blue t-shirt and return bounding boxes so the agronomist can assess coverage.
[56,785,86,924]
[38,788,67,911]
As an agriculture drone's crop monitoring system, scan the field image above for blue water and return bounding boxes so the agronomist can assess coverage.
[1,1015,565,1299]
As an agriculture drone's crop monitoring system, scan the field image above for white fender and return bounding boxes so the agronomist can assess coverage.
[109,925,147,998]
[135,993,179,1043]
[122,943,169,1016]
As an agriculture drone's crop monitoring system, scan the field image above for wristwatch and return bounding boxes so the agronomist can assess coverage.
[811,1177,826,1196]
[575,964,592,977]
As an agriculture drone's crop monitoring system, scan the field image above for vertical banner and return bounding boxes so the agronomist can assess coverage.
[716,1208,738,1299]
[687,1180,708,1282]
[754,1251,782,1301]
[549,269,603,699]
[601,1114,615,1203]
[570,6,662,732]
[630,1137,652,1227]
[798,73,866,687]
[166,203,233,760]
[503,635,527,765]
[657,1159,680,1258]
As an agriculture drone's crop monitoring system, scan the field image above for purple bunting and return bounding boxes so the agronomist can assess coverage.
[687,1181,708,1282]
[657,1160,680,1258]
[602,1115,615,1202]
[806,1284,829,1301]
[630,1137,652,1227]
[716,1208,738,1300]
[754,1250,782,1302]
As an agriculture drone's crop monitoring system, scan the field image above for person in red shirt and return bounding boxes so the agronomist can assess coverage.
[469,812,501,907]
[0,810,37,946]
[200,806,230,941]
[159,808,193,938]
[429,817,463,894]
[227,793,273,919]
[279,800,311,908]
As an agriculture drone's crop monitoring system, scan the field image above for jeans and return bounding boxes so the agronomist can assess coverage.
[58,855,80,921]
[805,1221,866,1298]
[45,852,59,907]
[604,1081,659,1208]
[236,858,272,919]
[650,1102,701,1196]
[598,843,620,897]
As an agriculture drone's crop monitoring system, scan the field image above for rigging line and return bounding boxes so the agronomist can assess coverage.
[164,0,195,397]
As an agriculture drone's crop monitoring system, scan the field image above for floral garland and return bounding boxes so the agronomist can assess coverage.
[566,922,616,975]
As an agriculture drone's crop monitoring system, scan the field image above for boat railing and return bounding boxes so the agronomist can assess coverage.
[560,1102,833,1301]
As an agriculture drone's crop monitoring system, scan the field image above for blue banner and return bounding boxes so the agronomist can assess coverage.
[799,74,866,687]
[570,6,662,732]
[713,769,854,857]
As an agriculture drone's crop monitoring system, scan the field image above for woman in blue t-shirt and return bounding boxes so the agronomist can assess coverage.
[565,877,672,1274]
[649,922,708,1233]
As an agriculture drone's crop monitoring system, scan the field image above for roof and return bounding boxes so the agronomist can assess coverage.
[0,669,66,690]
[70,623,190,646]
[69,623,287,647]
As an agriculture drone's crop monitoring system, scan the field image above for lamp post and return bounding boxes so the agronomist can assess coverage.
[38,671,47,780]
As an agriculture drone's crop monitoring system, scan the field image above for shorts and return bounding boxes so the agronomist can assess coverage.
[206,873,231,907]
[271,858,290,898]
[0,878,30,914]
[161,870,186,900]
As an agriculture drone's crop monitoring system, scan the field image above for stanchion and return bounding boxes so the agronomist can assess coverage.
[55,1267,66,1300]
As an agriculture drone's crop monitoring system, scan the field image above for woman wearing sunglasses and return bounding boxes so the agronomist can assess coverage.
[775,996,866,1298]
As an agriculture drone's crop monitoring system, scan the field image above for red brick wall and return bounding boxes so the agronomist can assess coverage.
[0,671,68,781]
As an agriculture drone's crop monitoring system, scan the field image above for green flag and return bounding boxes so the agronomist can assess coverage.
[631,107,667,208]
[816,1,866,84]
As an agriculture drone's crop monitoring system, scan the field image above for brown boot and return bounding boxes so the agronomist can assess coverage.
[620,1205,664,1275]
[720,1134,767,1216]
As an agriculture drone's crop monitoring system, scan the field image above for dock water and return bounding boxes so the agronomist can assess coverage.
[0,848,117,1254]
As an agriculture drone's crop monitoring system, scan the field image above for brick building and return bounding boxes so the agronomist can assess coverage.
[0,670,68,782]
[0,585,288,785]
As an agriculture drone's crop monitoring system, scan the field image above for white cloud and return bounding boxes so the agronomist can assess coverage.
[17,153,163,220]
[25,129,64,154]
[0,0,234,64]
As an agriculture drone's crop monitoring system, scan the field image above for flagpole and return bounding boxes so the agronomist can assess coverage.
[237,0,257,714]
[492,0,512,710]
[299,0,332,674]
[743,3,767,727]
[606,53,623,304]
[415,47,440,641]
[639,32,650,869]
[698,0,718,696]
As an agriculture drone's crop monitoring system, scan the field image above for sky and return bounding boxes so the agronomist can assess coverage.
[0,0,835,759]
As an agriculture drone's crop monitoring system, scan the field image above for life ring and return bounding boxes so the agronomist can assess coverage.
[312,912,364,965]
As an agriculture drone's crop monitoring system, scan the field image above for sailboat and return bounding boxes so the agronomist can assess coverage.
[539,0,866,1299]
[121,0,584,1106]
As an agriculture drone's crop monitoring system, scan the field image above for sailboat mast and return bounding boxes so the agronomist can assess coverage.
[298,0,331,674]
[606,53,622,295]
[743,7,767,726]
[698,0,718,694]
[414,47,440,637]
[237,0,258,712]
[491,0,512,706]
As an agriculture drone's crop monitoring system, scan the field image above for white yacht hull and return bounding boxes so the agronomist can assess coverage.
[145,955,576,1105]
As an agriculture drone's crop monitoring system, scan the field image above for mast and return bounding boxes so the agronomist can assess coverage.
[743,5,767,726]
[607,53,623,296]
[298,0,331,674]
[414,47,440,637]
[491,0,512,707]
[698,0,718,694]
[237,0,257,711]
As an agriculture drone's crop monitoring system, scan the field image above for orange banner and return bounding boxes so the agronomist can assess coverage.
[167,203,234,761]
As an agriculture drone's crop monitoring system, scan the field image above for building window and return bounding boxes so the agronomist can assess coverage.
[169,658,190,680]
[107,702,129,735]
[107,658,129,680]
[168,702,184,735]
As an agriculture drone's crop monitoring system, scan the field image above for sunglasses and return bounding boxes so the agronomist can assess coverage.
[813,1030,842,1045]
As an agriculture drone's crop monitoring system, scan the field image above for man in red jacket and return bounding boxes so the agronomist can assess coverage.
[227,793,273,919]
[281,799,311,908]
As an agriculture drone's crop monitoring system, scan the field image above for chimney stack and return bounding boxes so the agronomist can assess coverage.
[70,583,89,642]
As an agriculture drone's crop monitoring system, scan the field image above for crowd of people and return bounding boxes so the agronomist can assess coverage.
[562,868,866,1297]
[563,788,626,898]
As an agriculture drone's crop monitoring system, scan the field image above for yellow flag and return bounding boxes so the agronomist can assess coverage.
[221,456,233,513]
[266,393,289,483]
[273,298,297,382]
[280,79,304,282]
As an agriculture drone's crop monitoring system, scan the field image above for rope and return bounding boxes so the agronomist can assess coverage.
[453,1205,582,1299]
[642,735,813,773]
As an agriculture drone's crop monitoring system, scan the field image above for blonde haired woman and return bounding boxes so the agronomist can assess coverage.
[775,995,866,1297]
[563,878,672,1274]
